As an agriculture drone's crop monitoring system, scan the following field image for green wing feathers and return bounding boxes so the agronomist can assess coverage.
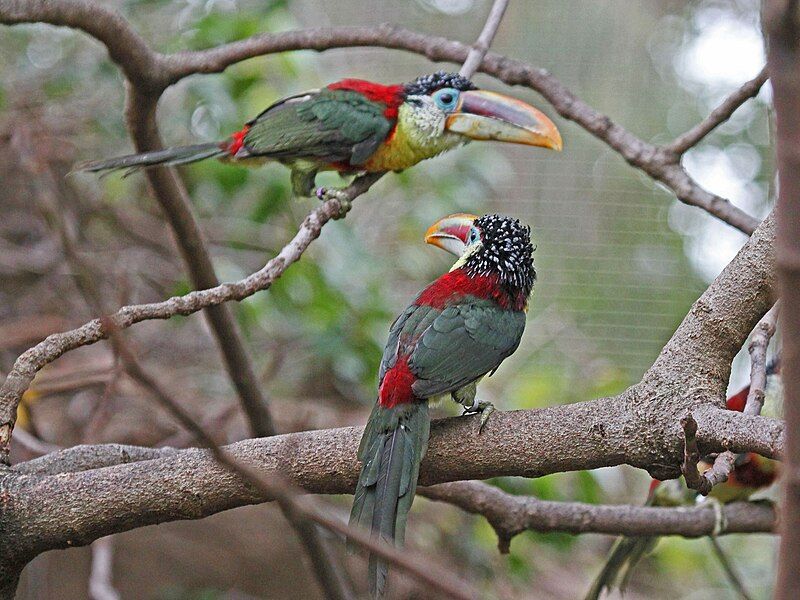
[349,402,430,599]
[410,302,526,399]
[243,89,393,165]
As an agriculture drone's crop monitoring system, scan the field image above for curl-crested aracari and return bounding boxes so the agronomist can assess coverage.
[77,72,561,199]
[349,213,536,598]
[584,358,782,600]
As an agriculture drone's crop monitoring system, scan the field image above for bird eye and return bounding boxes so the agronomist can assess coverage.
[467,227,480,244]
[433,88,459,111]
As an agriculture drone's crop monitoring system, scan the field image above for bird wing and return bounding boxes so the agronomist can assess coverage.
[408,301,526,399]
[243,88,395,165]
[377,304,440,386]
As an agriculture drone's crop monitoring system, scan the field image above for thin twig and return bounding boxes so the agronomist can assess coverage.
[683,305,781,494]
[707,536,755,600]
[88,536,120,600]
[0,172,383,462]
[744,302,780,416]
[667,68,769,155]
[459,0,510,79]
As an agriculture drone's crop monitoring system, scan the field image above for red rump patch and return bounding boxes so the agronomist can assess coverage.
[223,125,250,156]
[726,384,749,412]
[327,79,404,119]
[416,268,523,311]
[379,355,417,408]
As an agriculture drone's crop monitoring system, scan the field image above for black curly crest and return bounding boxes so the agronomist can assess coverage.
[466,214,536,300]
[403,71,477,96]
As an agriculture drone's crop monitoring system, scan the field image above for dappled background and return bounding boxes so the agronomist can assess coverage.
[0,0,776,598]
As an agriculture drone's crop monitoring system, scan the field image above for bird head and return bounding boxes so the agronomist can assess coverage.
[402,72,562,151]
[425,212,536,298]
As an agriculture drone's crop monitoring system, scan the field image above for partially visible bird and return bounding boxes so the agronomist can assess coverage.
[584,358,782,600]
[77,72,562,201]
[349,212,537,598]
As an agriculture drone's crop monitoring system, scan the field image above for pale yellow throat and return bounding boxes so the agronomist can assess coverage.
[362,103,465,172]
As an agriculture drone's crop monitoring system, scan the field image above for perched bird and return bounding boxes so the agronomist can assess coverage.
[77,71,562,203]
[349,213,536,598]
[584,358,782,600]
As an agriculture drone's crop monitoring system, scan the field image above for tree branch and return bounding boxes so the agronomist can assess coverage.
[0,172,382,461]
[420,481,775,553]
[0,2,760,232]
[745,302,780,416]
[680,305,781,495]
[0,405,779,565]
[667,67,769,155]
[459,0,509,79]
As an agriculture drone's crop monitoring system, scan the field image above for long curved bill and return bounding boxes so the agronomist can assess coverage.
[424,213,479,257]
[445,90,562,150]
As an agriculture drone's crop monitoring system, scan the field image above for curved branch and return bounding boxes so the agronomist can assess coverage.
[0,0,164,90]
[164,25,759,233]
[0,172,382,459]
[420,481,775,553]
[667,67,769,155]
[0,3,760,233]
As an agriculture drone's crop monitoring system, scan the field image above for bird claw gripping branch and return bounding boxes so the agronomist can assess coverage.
[315,186,352,219]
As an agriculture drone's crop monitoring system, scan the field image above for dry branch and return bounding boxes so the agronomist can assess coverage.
[667,67,769,155]
[459,0,510,78]
[681,305,781,495]
[745,303,780,416]
[420,481,775,552]
[0,1,761,232]
[0,173,382,462]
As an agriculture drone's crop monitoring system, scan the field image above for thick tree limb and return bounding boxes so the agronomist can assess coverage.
[0,406,779,564]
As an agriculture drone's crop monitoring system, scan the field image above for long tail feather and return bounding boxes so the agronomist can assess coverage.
[74,143,225,175]
[349,402,429,599]
[584,536,658,600]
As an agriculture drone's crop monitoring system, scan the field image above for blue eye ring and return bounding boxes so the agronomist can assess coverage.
[433,88,460,111]
[467,227,480,245]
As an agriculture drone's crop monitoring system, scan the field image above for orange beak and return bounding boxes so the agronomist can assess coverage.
[445,90,562,151]
[424,213,480,257]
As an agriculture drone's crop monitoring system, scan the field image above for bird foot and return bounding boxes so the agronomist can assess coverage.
[462,399,495,434]
[315,186,352,219]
